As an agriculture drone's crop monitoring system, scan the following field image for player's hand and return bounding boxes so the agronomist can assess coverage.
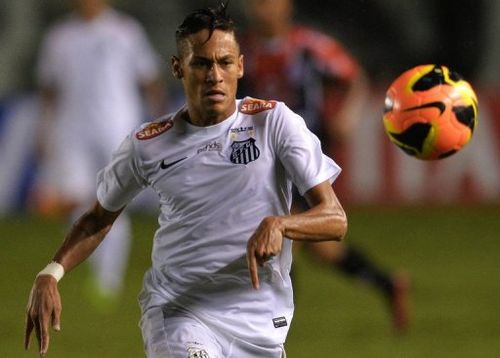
[246,216,284,289]
[25,275,62,357]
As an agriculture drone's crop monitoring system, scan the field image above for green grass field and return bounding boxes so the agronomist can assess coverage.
[2,205,500,357]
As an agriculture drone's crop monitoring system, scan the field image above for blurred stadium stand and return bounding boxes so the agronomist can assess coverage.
[1,0,499,214]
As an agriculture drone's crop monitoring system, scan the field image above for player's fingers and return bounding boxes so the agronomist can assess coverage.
[33,315,42,353]
[250,261,260,289]
[24,313,34,350]
[51,301,62,331]
[39,309,51,357]
[256,253,274,267]
[246,249,260,289]
[266,232,282,254]
[255,237,275,263]
[40,326,50,356]
[51,313,61,332]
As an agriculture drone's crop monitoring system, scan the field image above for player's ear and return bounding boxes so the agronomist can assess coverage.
[237,54,244,79]
[171,56,183,79]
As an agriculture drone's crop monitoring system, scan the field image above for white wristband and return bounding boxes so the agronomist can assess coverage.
[37,261,65,282]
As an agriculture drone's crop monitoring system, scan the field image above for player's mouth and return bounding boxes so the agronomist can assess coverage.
[204,89,226,102]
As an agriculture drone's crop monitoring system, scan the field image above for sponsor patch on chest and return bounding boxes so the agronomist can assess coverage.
[136,120,173,140]
[240,98,277,114]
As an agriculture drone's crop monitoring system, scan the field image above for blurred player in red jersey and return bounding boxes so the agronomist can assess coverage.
[239,0,410,333]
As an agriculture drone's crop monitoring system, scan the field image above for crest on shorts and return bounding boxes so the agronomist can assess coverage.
[230,138,260,164]
[136,120,173,140]
[240,97,277,115]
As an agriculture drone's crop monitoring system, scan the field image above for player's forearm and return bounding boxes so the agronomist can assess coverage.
[281,203,347,242]
[281,181,347,242]
[52,202,121,273]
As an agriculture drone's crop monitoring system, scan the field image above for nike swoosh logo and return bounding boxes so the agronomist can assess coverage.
[160,156,188,170]
[403,101,446,115]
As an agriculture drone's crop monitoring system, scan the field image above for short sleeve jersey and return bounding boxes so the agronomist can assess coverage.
[97,98,341,345]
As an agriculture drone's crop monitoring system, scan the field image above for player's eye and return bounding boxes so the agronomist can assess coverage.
[191,59,211,68]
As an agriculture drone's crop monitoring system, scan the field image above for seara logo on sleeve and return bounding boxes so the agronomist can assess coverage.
[240,98,277,115]
[136,120,174,140]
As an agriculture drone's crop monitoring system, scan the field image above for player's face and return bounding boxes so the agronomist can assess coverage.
[172,29,244,125]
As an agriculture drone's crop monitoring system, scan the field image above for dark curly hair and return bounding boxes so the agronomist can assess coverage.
[175,1,237,56]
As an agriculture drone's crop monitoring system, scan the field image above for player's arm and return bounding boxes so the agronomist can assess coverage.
[247,180,347,288]
[24,200,123,357]
[281,180,347,241]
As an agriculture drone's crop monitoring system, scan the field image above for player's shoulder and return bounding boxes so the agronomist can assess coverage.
[44,15,78,40]
[238,97,281,115]
[134,114,175,141]
[238,97,299,131]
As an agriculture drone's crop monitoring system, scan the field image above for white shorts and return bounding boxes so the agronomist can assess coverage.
[140,306,286,358]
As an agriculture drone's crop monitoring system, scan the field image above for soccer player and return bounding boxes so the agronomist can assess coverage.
[239,0,409,332]
[24,2,347,357]
[33,0,165,302]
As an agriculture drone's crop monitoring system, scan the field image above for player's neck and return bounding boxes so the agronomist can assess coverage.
[77,4,108,21]
[183,106,235,127]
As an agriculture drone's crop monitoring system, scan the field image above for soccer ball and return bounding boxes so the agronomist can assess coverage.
[383,64,478,160]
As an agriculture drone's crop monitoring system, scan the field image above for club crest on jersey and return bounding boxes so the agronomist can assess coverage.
[136,120,173,140]
[230,138,260,164]
[240,98,277,114]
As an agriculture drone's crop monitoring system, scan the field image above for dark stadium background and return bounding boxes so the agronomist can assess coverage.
[1,1,499,357]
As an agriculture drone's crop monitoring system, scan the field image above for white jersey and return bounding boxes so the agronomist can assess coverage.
[97,97,341,345]
[37,7,160,143]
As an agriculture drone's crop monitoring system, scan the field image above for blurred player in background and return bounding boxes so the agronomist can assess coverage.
[25,3,347,356]
[33,0,166,303]
[239,0,409,332]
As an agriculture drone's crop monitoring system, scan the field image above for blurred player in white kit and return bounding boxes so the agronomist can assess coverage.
[25,2,347,357]
[34,0,165,301]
